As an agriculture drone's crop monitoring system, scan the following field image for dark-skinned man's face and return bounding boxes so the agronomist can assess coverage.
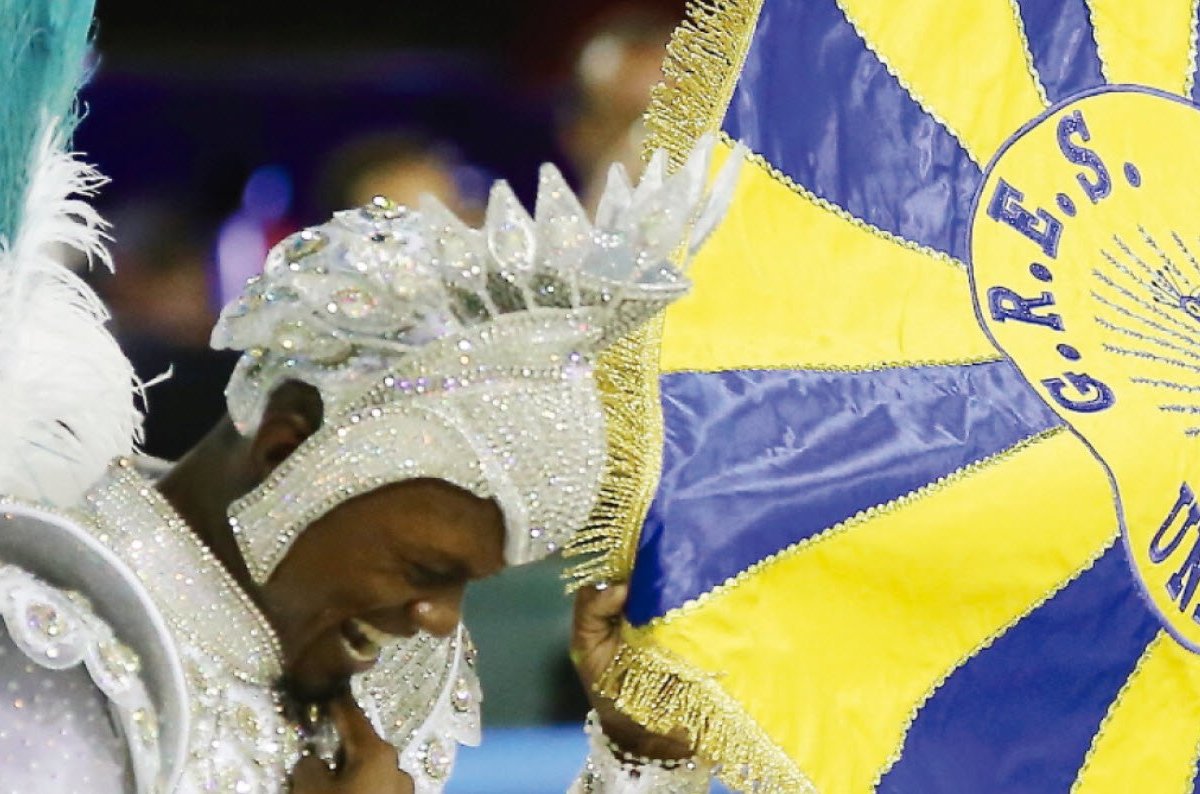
[255,478,505,703]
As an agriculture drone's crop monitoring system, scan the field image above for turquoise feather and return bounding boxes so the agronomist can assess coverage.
[0,0,95,243]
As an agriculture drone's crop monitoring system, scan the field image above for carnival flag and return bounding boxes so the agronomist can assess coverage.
[566,1,1200,792]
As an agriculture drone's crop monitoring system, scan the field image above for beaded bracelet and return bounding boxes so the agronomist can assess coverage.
[586,711,697,772]
[568,711,710,793]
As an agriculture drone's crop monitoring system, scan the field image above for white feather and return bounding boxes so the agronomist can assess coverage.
[0,120,141,506]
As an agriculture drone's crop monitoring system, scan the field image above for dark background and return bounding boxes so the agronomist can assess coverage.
[96,0,649,72]
[86,0,685,222]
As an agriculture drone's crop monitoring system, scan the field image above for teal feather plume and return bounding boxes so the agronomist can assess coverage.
[0,0,142,506]
[0,0,95,242]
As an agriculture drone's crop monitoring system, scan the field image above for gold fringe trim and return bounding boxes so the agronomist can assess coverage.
[564,318,667,588]
[646,0,766,167]
[564,0,765,589]
[569,2,813,791]
[597,640,816,794]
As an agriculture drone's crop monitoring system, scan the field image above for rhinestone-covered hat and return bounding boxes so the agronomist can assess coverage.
[215,136,742,582]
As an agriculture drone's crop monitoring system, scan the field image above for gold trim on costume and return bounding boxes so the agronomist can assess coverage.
[596,640,817,794]
[646,0,767,169]
[564,320,668,588]
[564,2,804,790]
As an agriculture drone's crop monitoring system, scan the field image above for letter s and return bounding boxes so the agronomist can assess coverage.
[1057,110,1111,204]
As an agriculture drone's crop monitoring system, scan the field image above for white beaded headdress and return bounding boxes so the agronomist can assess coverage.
[215,135,742,583]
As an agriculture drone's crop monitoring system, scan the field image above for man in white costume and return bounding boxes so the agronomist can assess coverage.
[0,1,743,791]
[97,137,740,791]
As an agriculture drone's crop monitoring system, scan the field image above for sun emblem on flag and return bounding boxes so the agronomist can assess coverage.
[1091,228,1200,436]
[971,86,1200,651]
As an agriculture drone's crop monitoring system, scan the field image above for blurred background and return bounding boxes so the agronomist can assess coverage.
[84,1,732,791]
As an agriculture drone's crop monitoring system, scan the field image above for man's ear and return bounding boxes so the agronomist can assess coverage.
[249,381,323,480]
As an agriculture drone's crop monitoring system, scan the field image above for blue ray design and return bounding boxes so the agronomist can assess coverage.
[1013,0,1105,104]
[878,543,1161,794]
[721,0,981,262]
[626,361,1062,625]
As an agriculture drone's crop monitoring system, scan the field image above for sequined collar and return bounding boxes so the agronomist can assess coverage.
[80,461,283,686]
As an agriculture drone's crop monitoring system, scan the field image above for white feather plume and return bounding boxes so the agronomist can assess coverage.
[0,120,141,506]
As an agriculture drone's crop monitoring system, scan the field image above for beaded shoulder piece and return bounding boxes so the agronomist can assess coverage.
[0,562,162,791]
[80,463,301,792]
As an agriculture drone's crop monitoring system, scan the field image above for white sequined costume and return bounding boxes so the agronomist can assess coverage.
[0,0,734,780]
[0,631,132,793]
[0,153,730,794]
[0,501,187,793]
[0,457,721,794]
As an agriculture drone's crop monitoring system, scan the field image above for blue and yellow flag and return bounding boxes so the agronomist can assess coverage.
[565,2,1200,792]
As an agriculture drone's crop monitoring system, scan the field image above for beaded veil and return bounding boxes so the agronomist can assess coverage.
[216,135,742,582]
